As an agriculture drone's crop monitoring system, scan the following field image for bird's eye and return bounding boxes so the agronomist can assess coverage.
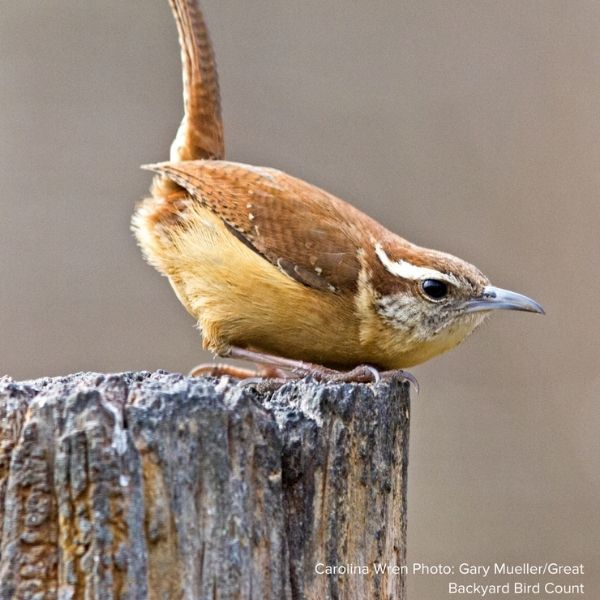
[421,278,448,300]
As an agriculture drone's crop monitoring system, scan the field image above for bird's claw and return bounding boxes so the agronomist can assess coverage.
[379,369,420,393]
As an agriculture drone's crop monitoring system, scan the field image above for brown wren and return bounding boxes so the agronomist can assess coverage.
[132,0,544,383]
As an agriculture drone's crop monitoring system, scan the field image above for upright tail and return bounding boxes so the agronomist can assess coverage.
[138,0,225,244]
[168,0,224,163]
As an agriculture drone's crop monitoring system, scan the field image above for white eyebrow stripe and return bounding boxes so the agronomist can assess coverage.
[374,243,458,285]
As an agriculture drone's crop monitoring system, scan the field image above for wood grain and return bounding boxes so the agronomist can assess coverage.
[0,372,409,599]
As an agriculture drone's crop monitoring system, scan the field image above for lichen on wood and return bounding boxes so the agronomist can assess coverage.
[0,371,409,600]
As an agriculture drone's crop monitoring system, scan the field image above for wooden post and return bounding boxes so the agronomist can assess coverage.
[0,371,410,600]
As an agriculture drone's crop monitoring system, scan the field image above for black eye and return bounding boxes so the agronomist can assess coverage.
[421,278,448,300]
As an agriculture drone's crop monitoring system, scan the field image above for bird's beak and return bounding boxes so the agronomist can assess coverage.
[465,285,545,315]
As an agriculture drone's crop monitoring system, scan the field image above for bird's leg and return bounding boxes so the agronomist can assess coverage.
[225,347,337,378]
[191,347,418,389]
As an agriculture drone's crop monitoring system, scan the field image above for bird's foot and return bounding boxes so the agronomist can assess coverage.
[189,362,287,380]
[294,363,379,383]
[305,364,418,391]
[190,347,418,391]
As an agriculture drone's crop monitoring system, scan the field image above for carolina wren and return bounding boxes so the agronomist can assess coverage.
[132,0,543,380]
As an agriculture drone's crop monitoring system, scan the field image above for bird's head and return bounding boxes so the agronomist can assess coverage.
[370,242,544,367]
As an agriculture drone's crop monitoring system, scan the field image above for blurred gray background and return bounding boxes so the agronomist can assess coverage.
[1,1,598,597]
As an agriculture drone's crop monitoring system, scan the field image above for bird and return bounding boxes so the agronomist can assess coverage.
[132,0,543,384]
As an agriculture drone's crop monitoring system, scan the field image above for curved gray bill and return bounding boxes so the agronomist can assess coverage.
[465,285,545,315]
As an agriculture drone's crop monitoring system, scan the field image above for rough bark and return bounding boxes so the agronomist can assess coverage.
[0,371,410,600]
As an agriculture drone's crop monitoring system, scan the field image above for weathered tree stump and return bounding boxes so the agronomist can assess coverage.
[0,371,410,600]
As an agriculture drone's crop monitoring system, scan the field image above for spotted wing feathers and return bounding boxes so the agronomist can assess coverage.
[143,160,388,293]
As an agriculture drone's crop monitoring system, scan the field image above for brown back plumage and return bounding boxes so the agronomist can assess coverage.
[144,160,392,294]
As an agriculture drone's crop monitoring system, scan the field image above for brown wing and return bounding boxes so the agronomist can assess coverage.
[168,0,224,162]
[143,160,389,293]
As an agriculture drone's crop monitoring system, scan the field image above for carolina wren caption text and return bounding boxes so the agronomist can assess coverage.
[314,562,585,596]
